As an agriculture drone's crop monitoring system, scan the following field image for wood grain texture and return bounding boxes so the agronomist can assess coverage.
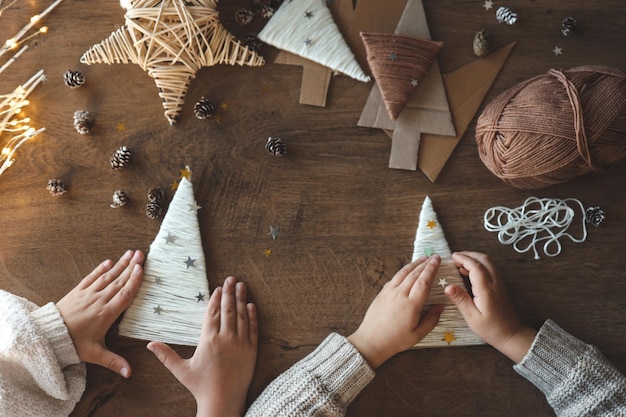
[0,1,625,416]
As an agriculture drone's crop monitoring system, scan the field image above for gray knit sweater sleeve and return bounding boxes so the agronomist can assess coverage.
[245,333,375,417]
[514,320,626,416]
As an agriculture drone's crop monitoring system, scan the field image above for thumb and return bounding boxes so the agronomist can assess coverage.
[445,284,478,322]
[147,341,185,377]
[92,346,132,378]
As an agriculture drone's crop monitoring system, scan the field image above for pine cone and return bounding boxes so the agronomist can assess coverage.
[111,190,128,208]
[147,187,164,202]
[585,206,605,227]
[194,97,216,119]
[472,29,490,57]
[110,146,131,170]
[47,178,67,196]
[73,110,92,135]
[145,202,163,219]
[64,70,85,88]
[561,17,576,36]
[259,5,275,19]
[265,136,286,157]
[496,7,517,25]
[235,8,255,25]
[244,33,263,52]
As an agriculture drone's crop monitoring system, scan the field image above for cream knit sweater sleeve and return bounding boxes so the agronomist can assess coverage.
[0,290,86,417]
[245,333,375,417]
[514,319,626,416]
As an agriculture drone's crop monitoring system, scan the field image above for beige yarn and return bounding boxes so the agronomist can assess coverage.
[476,66,626,188]
[80,0,265,125]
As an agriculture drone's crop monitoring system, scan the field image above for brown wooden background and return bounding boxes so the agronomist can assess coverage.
[1,0,625,416]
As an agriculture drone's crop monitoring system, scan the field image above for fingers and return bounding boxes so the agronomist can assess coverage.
[415,305,444,340]
[147,342,184,378]
[92,250,136,291]
[235,281,249,339]
[101,251,144,303]
[92,345,132,378]
[445,284,480,323]
[247,303,258,348]
[452,252,497,282]
[79,258,114,289]
[108,263,144,312]
[389,256,427,287]
[220,277,237,333]
[203,286,222,336]
[407,255,440,303]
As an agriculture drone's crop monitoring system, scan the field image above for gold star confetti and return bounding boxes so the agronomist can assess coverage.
[80,0,265,125]
[220,102,229,110]
[180,166,192,180]
[442,331,456,345]
[426,220,437,229]
[214,114,222,124]
[171,180,179,191]
[263,248,272,257]
[116,122,126,131]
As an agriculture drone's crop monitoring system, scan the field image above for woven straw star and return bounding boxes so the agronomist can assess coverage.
[80,0,265,125]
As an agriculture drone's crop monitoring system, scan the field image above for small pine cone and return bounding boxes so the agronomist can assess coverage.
[47,178,67,196]
[259,5,275,19]
[73,110,92,134]
[244,33,263,52]
[472,29,490,57]
[194,97,216,119]
[265,136,286,157]
[496,6,517,25]
[147,187,164,203]
[235,8,255,25]
[145,202,163,219]
[110,146,131,170]
[111,190,128,208]
[585,206,605,227]
[561,17,576,36]
[64,69,85,88]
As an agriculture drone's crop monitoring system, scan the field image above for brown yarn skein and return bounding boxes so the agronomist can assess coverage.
[475,65,626,188]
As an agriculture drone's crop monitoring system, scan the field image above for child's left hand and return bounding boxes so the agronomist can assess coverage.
[56,249,144,378]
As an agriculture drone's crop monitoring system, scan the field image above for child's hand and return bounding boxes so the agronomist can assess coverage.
[147,277,258,417]
[444,251,536,363]
[56,249,144,378]
[348,256,444,369]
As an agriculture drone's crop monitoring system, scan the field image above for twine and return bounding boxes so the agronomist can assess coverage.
[476,66,626,189]
[484,197,588,260]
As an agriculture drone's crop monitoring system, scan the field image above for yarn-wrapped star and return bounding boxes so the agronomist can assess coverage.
[80,0,265,125]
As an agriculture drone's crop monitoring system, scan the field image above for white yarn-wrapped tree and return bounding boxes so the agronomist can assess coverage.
[412,196,485,348]
[118,175,209,346]
[258,0,370,83]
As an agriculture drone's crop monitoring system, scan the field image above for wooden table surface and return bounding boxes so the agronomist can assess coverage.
[1,0,625,416]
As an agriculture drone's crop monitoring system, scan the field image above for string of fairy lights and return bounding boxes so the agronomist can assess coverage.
[0,0,63,176]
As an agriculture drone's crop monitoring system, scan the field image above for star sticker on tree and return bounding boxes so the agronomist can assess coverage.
[185,256,197,269]
[410,79,419,87]
[180,166,193,180]
[438,278,448,288]
[442,331,456,345]
[195,292,205,302]
[153,305,164,315]
[424,247,434,257]
[304,10,313,18]
[188,201,202,213]
[164,232,177,244]
[426,220,437,229]
[80,0,265,125]
[389,52,398,61]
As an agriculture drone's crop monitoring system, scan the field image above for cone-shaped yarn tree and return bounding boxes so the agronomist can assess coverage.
[118,175,209,346]
[361,32,443,121]
[412,196,484,348]
[258,0,370,83]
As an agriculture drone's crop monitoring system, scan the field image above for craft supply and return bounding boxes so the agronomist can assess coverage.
[46,178,67,196]
[194,97,215,119]
[110,190,128,208]
[110,146,131,169]
[244,33,263,52]
[258,4,275,19]
[411,196,484,348]
[585,207,605,227]
[476,66,626,189]
[63,69,84,88]
[561,17,577,36]
[119,175,210,345]
[484,197,592,260]
[496,6,517,25]
[472,29,490,57]
[73,110,92,134]
[268,225,280,240]
[80,0,265,125]
[147,187,164,203]
[258,0,370,83]
[235,8,255,25]
[360,32,443,121]
[265,136,286,157]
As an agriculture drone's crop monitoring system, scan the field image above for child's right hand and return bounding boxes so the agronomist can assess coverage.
[444,251,537,363]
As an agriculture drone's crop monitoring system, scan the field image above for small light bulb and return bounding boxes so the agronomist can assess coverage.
[39,26,48,34]
[30,15,40,24]
[1,148,10,155]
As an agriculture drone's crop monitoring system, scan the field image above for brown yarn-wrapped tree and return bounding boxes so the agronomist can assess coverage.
[476,66,626,189]
[360,31,443,121]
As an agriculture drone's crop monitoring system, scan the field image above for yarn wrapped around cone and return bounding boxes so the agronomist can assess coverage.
[475,66,626,188]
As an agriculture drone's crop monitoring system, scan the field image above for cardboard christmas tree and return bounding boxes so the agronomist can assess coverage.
[412,196,484,348]
[118,175,209,346]
[258,0,370,83]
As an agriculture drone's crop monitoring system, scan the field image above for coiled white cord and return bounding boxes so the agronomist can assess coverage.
[484,197,588,260]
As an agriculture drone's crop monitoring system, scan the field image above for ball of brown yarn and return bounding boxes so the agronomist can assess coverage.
[475,65,626,188]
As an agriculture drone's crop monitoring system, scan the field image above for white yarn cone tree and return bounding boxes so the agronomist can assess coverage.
[118,176,209,346]
[412,196,485,348]
[258,0,370,83]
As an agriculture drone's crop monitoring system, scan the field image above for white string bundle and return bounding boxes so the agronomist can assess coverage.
[258,0,370,83]
[484,197,588,260]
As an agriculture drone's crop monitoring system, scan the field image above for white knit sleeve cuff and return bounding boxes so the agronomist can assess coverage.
[513,319,589,395]
[299,333,376,407]
[30,302,81,369]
